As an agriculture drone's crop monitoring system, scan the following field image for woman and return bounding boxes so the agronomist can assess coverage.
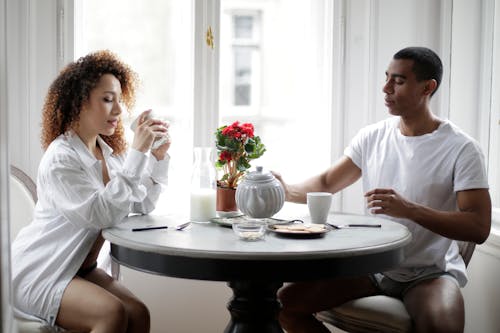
[12,50,170,332]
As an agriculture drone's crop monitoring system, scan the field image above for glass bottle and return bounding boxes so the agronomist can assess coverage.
[190,147,217,222]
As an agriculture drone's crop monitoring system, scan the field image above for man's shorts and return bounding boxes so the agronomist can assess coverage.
[369,272,459,299]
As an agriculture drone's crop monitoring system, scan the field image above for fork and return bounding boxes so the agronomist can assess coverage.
[175,222,191,231]
[327,223,381,229]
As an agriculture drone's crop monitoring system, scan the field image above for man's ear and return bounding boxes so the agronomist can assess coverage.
[423,79,438,96]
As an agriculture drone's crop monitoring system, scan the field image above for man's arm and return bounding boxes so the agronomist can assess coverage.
[274,156,362,204]
[366,188,491,244]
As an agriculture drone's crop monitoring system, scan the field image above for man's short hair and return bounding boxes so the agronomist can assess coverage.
[394,47,443,96]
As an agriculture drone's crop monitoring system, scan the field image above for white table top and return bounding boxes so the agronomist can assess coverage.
[103,212,411,261]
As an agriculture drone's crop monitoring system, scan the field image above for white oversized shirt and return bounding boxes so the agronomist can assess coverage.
[11,131,169,325]
[344,117,488,287]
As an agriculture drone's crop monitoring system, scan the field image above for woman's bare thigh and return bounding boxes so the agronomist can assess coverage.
[83,268,143,304]
[56,276,126,332]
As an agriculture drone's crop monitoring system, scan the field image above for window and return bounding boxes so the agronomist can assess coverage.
[219,0,333,184]
[221,10,261,109]
[79,0,334,214]
[78,0,194,214]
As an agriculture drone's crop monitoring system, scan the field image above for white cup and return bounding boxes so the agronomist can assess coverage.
[130,110,170,149]
[307,192,332,224]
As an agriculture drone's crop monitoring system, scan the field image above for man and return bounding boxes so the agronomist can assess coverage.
[275,47,491,333]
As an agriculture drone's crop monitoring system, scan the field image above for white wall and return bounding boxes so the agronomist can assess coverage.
[463,240,500,332]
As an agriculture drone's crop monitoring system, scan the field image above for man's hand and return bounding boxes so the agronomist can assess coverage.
[365,188,415,218]
[365,187,491,243]
[271,171,291,201]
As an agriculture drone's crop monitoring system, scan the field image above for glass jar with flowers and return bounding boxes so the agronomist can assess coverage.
[215,121,266,214]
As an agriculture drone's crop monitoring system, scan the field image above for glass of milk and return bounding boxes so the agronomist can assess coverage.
[190,147,217,222]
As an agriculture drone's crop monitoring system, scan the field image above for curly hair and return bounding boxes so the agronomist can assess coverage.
[41,50,138,155]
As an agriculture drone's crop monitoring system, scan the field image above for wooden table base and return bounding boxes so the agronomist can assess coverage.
[224,280,284,333]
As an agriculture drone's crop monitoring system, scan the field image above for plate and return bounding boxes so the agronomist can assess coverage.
[211,215,289,228]
[216,210,243,218]
[267,223,331,238]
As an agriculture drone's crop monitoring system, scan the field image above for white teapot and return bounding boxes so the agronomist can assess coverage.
[236,166,285,218]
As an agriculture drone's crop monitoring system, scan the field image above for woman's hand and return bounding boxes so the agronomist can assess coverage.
[131,110,168,153]
[151,124,171,161]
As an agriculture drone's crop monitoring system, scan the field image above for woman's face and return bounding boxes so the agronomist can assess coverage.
[79,73,123,137]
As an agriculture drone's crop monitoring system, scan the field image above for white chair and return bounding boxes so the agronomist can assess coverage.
[10,165,61,333]
[10,165,37,240]
[316,241,475,333]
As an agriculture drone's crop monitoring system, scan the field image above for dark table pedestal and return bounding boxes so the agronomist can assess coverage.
[224,281,284,333]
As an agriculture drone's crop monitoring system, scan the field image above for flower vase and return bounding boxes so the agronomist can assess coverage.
[216,186,239,217]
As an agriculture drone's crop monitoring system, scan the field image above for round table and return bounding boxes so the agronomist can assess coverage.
[103,212,411,333]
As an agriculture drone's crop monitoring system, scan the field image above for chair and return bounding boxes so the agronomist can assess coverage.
[10,165,37,240]
[10,165,61,333]
[316,241,475,333]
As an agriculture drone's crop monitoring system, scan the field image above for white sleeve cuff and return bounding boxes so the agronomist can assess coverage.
[123,149,148,179]
[149,153,170,185]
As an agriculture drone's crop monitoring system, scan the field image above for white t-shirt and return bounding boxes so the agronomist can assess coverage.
[11,131,169,325]
[344,117,488,287]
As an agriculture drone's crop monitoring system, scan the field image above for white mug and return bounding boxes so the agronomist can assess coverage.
[307,192,332,224]
[130,110,170,149]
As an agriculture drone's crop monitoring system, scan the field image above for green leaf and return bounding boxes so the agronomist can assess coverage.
[245,141,256,153]
[237,158,251,171]
[215,160,226,168]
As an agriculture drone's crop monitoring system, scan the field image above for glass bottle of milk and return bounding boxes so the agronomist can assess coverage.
[190,147,217,222]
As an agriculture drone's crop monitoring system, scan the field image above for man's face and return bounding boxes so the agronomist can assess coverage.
[382,59,429,117]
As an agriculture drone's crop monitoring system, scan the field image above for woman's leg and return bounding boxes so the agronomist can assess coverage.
[56,276,128,333]
[83,268,150,333]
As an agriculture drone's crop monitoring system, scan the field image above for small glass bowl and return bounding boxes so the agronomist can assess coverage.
[232,219,266,241]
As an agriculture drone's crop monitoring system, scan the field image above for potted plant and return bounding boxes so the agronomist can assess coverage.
[215,121,266,212]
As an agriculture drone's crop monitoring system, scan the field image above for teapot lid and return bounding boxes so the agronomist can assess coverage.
[245,166,274,182]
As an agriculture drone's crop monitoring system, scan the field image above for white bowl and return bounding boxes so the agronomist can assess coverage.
[232,219,266,241]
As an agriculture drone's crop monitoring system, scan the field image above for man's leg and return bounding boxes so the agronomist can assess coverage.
[278,276,378,333]
[403,277,464,333]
